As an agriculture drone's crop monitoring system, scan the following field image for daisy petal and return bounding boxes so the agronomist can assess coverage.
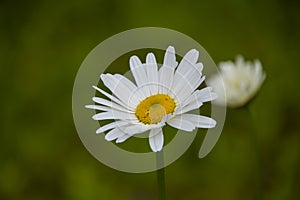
[171,49,204,103]
[146,53,159,95]
[159,65,175,94]
[167,116,196,132]
[92,110,136,121]
[101,74,143,108]
[129,56,150,96]
[92,97,134,113]
[114,74,147,101]
[93,85,133,111]
[124,123,164,135]
[149,128,164,152]
[181,114,216,128]
[105,128,125,141]
[96,121,128,134]
[176,49,199,76]
[176,87,217,114]
[85,104,112,112]
[158,46,178,94]
[163,46,178,68]
[172,67,204,103]
[174,102,203,115]
[195,87,218,102]
[116,134,131,143]
[123,124,148,135]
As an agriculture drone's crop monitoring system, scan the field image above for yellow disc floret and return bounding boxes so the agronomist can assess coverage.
[135,94,176,124]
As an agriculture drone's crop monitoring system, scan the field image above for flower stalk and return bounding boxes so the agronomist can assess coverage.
[156,150,166,200]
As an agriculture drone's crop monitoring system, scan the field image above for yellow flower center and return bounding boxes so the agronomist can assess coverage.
[135,94,176,124]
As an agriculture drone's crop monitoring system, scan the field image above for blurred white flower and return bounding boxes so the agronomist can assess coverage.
[207,55,265,108]
[86,46,217,152]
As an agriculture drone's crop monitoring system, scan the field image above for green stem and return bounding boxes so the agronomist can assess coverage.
[247,105,262,200]
[156,150,166,200]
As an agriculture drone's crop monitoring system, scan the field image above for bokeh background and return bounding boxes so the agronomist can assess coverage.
[1,0,300,199]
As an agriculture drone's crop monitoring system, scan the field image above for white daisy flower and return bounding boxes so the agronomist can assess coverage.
[207,55,266,108]
[86,46,217,152]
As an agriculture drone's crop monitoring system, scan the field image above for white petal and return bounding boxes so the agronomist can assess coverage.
[101,74,142,108]
[176,87,218,114]
[158,46,178,94]
[167,116,196,132]
[92,97,134,113]
[158,65,175,94]
[85,104,112,112]
[116,134,131,143]
[129,56,150,97]
[163,46,178,68]
[171,49,205,103]
[176,49,199,75]
[92,110,136,121]
[93,85,133,111]
[105,128,125,141]
[130,55,142,67]
[124,124,148,135]
[114,74,147,100]
[96,121,128,134]
[196,87,218,102]
[220,62,236,76]
[236,55,245,67]
[146,53,159,95]
[181,114,216,128]
[149,128,164,152]
[123,123,164,135]
[86,104,136,116]
[206,75,226,106]
[171,69,204,103]
[174,102,203,115]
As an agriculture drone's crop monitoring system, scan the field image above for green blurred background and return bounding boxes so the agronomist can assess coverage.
[1,0,300,199]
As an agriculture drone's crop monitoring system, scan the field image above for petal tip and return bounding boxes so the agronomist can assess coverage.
[166,46,175,52]
[210,119,217,127]
[129,56,142,68]
[146,53,156,64]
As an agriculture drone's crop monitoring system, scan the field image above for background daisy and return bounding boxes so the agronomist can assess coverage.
[207,55,265,108]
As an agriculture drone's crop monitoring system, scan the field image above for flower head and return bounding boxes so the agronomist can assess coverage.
[207,55,265,108]
[86,46,217,152]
